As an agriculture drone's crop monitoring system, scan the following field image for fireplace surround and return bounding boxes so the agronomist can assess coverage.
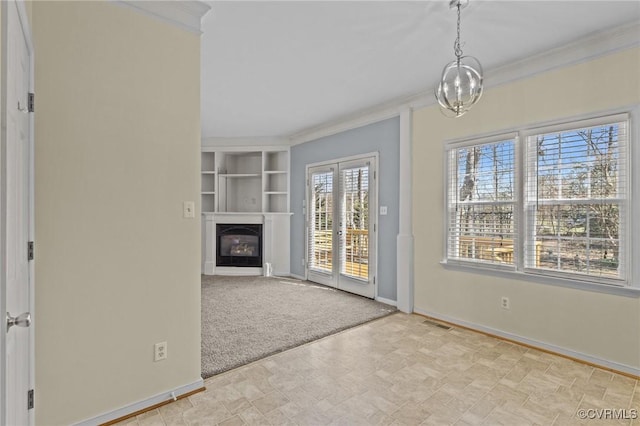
[202,213,291,276]
[216,224,263,267]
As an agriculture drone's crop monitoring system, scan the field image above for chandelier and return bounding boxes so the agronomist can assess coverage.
[435,0,483,118]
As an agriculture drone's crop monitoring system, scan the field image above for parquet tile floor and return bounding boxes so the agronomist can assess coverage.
[116,313,639,425]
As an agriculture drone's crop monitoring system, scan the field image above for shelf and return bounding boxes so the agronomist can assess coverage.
[264,191,288,213]
[201,174,215,193]
[219,152,262,175]
[264,151,288,173]
[219,173,261,178]
[264,172,287,193]
[202,148,289,214]
[202,152,216,172]
[201,193,216,213]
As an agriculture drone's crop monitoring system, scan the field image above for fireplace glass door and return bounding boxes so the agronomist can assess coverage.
[216,224,262,267]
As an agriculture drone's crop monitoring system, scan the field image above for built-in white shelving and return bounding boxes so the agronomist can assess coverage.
[262,150,289,213]
[200,147,290,214]
[200,146,292,276]
[219,173,261,178]
[201,152,216,213]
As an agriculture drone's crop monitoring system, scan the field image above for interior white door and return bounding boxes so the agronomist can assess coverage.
[4,1,34,424]
[307,156,377,298]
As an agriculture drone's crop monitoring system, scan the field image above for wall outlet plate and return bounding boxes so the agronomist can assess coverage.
[154,341,167,361]
[501,297,510,310]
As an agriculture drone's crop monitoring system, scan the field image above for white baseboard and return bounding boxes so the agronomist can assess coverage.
[73,378,204,426]
[289,273,306,281]
[375,296,397,307]
[414,308,640,377]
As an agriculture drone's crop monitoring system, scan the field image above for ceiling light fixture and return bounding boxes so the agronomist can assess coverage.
[435,0,483,118]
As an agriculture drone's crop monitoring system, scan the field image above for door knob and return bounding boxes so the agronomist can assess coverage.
[6,312,31,331]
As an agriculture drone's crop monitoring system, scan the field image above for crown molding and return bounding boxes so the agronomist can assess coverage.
[114,1,211,35]
[485,20,640,91]
[202,136,288,148]
[288,94,418,146]
[289,20,640,146]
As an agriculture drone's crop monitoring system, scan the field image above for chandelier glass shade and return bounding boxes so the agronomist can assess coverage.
[435,0,483,118]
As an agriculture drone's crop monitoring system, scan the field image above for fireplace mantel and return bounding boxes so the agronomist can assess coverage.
[202,212,292,276]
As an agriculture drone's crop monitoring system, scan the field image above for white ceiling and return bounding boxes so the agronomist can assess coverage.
[200,1,640,139]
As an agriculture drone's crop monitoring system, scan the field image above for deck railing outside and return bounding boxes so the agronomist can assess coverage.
[310,229,369,279]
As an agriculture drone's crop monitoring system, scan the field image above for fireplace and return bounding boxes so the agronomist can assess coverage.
[216,224,263,267]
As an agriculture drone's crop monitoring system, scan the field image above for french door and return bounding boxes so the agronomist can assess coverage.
[306,155,377,298]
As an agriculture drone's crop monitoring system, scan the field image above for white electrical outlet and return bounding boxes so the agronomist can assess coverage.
[380,206,388,215]
[154,341,167,362]
[183,201,195,218]
[501,297,510,310]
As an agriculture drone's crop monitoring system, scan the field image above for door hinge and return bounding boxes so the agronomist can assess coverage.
[373,223,376,232]
[373,276,375,285]
[373,171,376,179]
[28,241,34,261]
[28,92,34,113]
[28,389,34,410]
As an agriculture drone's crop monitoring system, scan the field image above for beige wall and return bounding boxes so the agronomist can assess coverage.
[413,48,640,370]
[24,0,31,27]
[32,2,202,424]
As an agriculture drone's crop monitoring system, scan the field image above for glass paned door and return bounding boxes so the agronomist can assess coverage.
[307,157,376,298]
[307,165,336,286]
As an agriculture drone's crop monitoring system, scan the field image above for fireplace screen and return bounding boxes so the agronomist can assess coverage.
[216,224,262,267]
[220,235,259,257]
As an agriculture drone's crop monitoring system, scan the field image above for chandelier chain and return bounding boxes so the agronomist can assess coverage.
[454,2,463,59]
[436,0,483,117]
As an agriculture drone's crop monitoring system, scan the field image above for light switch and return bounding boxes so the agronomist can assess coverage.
[380,206,388,215]
[183,201,195,218]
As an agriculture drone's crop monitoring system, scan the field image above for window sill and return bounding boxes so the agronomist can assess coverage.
[439,260,640,298]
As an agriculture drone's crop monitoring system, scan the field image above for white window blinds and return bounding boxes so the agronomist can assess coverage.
[339,164,370,280]
[446,136,516,267]
[525,115,628,283]
[308,169,334,273]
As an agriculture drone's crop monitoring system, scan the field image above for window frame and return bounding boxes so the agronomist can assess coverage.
[442,111,638,295]
[444,132,519,272]
[521,114,629,287]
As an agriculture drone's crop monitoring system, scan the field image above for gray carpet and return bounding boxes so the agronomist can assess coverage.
[201,275,396,378]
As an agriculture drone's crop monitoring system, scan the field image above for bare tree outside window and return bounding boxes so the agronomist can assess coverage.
[446,115,628,286]
[533,123,622,278]
[449,139,516,265]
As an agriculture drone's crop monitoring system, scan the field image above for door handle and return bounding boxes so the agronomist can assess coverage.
[6,312,31,332]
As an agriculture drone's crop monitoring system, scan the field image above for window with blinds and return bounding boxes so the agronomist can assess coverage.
[444,113,631,288]
[446,136,516,267]
[525,115,628,283]
[308,170,334,273]
[340,165,370,280]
